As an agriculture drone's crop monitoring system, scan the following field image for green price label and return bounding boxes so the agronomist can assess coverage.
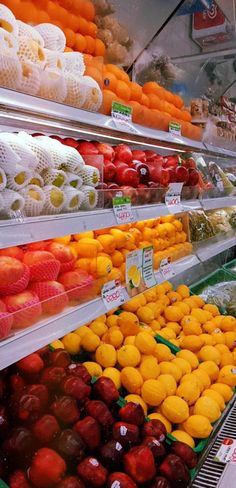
[169,121,181,135]
[112,102,132,118]
[113,196,131,206]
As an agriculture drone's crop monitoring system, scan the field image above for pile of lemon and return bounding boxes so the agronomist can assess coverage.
[53,280,236,448]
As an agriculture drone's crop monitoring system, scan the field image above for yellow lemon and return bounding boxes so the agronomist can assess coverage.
[224,331,236,349]
[180,373,202,389]
[198,346,221,365]
[62,333,81,354]
[193,396,221,423]
[199,361,219,382]
[203,304,220,316]
[159,361,182,382]
[125,394,147,415]
[218,365,236,387]
[181,335,203,352]
[221,315,236,332]
[83,361,103,377]
[95,344,117,367]
[191,308,212,324]
[124,336,136,345]
[106,315,119,328]
[164,306,184,322]
[107,329,124,348]
[158,374,177,396]
[141,379,166,406]
[81,332,100,352]
[117,311,140,337]
[121,367,143,394]
[172,358,191,375]
[182,321,202,336]
[200,334,214,346]
[137,306,155,324]
[154,343,173,362]
[158,328,176,341]
[103,367,121,389]
[171,430,195,448]
[90,256,112,277]
[117,345,141,367]
[143,288,157,302]
[176,284,190,298]
[212,332,225,345]
[176,350,199,370]
[110,228,126,248]
[50,339,64,349]
[161,396,189,423]
[176,382,201,405]
[139,357,160,381]
[220,352,235,368]
[210,383,233,402]
[202,389,225,411]
[215,344,229,354]
[89,320,108,337]
[183,415,213,439]
[122,294,146,312]
[192,369,211,391]
[135,331,157,354]
[148,413,172,433]
[74,325,91,338]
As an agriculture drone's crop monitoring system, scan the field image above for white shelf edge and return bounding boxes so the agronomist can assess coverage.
[196,234,236,262]
[0,253,199,369]
[202,196,236,210]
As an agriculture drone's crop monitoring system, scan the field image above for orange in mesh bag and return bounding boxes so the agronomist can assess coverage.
[64,72,87,108]
[18,131,54,173]
[39,68,67,103]
[1,188,25,216]
[80,75,103,112]
[20,61,41,96]
[0,138,20,172]
[18,36,46,65]
[44,48,65,71]
[17,21,44,46]
[0,132,38,170]
[6,163,32,191]
[62,51,85,76]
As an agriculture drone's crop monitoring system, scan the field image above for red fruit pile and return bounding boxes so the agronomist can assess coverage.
[0,350,197,488]
[0,243,94,340]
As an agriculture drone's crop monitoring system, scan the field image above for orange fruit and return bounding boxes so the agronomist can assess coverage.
[64,28,76,48]
[140,93,150,107]
[74,33,86,52]
[103,71,118,92]
[115,80,131,101]
[129,81,142,102]
[85,65,103,87]
[77,16,89,35]
[64,46,73,52]
[106,64,130,82]
[127,101,143,123]
[84,35,95,54]
[82,0,95,21]
[67,13,80,31]
[101,90,116,115]
[87,21,97,38]
[147,93,162,109]
[94,38,106,57]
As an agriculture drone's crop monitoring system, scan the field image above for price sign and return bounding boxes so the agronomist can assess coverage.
[126,246,156,296]
[165,182,183,213]
[113,196,134,224]
[169,121,182,136]
[160,257,175,280]
[102,279,125,310]
[111,102,139,134]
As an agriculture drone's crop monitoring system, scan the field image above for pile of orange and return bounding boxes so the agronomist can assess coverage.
[2,0,106,56]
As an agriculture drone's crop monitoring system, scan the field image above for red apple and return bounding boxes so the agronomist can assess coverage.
[77,142,98,155]
[187,169,199,186]
[30,281,68,315]
[107,473,137,488]
[167,167,176,183]
[164,155,179,168]
[137,184,151,204]
[41,367,66,389]
[67,363,91,384]
[92,377,119,405]
[77,457,108,487]
[100,440,124,469]
[17,353,44,375]
[50,396,80,424]
[112,422,140,447]
[95,142,115,161]
[9,470,31,488]
[85,400,114,427]
[113,160,129,170]
[2,426,34,467]
[10,374,26,392]
[104,162,116,182]
[142,436,166,461]
[74,416,101,451]
[58,270,94,303]
[116,167,139,187]
[170,441,198,469]
[0,246,24,261]
[150,477,171,488]
[145,150,157,161]
[63,376,91,403]
[131,161,150,184]
[142,420,166,441]
[29,448,66,488]
[159,454,190,487]
[48,350,71,368]
[114,144,133,163]
[46,243,75,273]
[0,405,8,437]
[159,169,170,187]
[175,166,188,183]
[124,446,156,484]
[32,415,60,444]
[4,291,42,329]
[56,429,86,461]
[57,476,85,488]
[25,384,49,410]
[23,251,60,282]
[118,402,145,426]
[132,149,146,162]
[63,138,79,149]
[0,257,30,296]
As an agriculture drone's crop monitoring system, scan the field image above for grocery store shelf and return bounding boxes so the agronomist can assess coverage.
[0,253,199,369]
[195,233,236,262]
[201,196,236,210]
[0,88,234,159]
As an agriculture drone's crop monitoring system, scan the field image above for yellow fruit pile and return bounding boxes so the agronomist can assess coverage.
[53,281,236,446]
[54,215,192,290]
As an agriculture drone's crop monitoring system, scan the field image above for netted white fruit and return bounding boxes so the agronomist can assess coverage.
[63,185,85,212]
[17,132,53,173]
[66,172,83,189]
[79,165,100,187]
[59,145,85,173]
[0,28,18,55]
[1,188,25,213]
[29,173,44,187]
[0,167,6,191]
[0,4,18,36]
[0,138,20,173]
[17,21,44,46]
[19,184,45,217]
[35,136,65,168]
[42,169,67,188]
[6,163,32,191]
[43,184,66,214]
[64,73,87,108]
[39,68,67,103]
[44,48,64,71]
[62,52,85,76]
[0,192,4,212]
[0,54,22,90]
[18,36,46,65]
[81,76,103,112]
[20,61,41,96]
[80,185,98,210]
[0,133,37,170]
[35,23,66,52]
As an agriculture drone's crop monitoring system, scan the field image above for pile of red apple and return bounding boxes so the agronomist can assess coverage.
[0,242,95,341]
[0,349,197,487]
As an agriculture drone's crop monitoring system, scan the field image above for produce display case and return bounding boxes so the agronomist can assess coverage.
[0,1,236,487]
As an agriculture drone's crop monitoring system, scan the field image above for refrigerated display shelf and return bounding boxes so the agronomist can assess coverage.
[0,253,199,369]
[1,195,236,249]
[195,233,236,262]
[0,89,235,159]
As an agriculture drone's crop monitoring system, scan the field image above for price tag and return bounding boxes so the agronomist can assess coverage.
[111,102,139,134]
[214,438,236,464]
[113,196,134,224]
[160,257,175,280]
[165,182,183,213]
[102,279,125,310]
[126,246,156,296]
[9,209,24,223]
[169,121,182,136]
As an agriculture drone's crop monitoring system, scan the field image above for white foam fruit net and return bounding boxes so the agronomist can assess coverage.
[29,172,44,187]
[81,76,103,112]
[20,61,41,96]
[35,136,65,168]
[6,163,32,191]
[64,72,87,108]
[0,167,7,191]
[0,54,22,90]
[1,188,25,212]
[63,186,85,212]
[0,192,4,212]
[59,145,85,173]
[0,133,38,170]
[62,52,85,76]
[0,138,21,173]
[66,172,83,189]
[0,27,18,55]
[44,48,65,71]
[20,184,45,217]
[79,165,100,187]
[35,23,66,52]
[42,169,68,187]
[39,68,67,103]
[18,36,46,65]
[80,185,98,210]
[0,4,18,37]
[43,184,66,214]
[18,132,53,173]
[17,21,44,46]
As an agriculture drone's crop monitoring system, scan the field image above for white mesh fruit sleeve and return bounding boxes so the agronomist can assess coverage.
[44,48,65,71]
[66,172,83,189]
[79,165,100,187]
[0,132,38,170]
[0,138,20,173]
[18,36,46,66]
[42,169,67,187]
[19,184,45,217]
[0,54,22,90]
[29,173,44,187]
[35,136,65,168]
[6,164,32,191]
[62,52,85,76]
[35,23,66,52]
[39,68,67,103]
[0,167,6,191]
[0,4,18,37]
[20,61,41,96]
[1,188,25,213]
[0,28,18,55]
[17,21,44,46]
[81,76,103,112]
[59,145,85,173]
[17,132,53,172]
[80,185,98,210]
[64,73,87,109]
[63,185,85,212]
[43,184,66,214]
